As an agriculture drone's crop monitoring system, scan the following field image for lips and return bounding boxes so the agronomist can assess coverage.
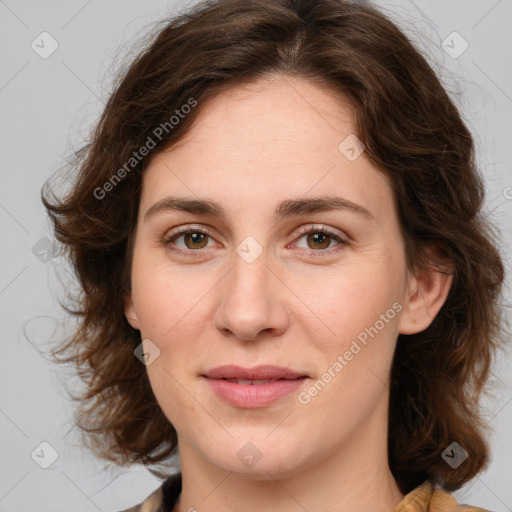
[202,365,309,408]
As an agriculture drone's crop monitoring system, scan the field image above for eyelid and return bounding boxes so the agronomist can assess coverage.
[163,224,215,245]
[291,223,347,241]
[166,224,212,237]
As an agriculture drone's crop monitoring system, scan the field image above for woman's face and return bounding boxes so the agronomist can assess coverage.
[125,75,418,479]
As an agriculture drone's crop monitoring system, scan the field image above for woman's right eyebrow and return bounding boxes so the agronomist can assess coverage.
[144,196,224,220]
[144,195,374,222]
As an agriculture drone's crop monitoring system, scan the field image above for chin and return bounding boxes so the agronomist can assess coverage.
[201,435,311,480]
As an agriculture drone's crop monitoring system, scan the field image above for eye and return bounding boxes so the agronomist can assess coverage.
[291,224,348,256]
[163,224,348,258]
[163,226,217,256]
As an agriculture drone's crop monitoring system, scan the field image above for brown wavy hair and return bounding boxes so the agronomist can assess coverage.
[42,0,508,493]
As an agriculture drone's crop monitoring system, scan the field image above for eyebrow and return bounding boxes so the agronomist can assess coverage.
[144,195,374,222]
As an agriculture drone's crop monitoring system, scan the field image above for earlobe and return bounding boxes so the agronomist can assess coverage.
[398,247,454,335]
[123,293,140,330]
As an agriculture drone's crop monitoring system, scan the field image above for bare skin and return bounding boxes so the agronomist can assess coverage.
[124,74,452,512]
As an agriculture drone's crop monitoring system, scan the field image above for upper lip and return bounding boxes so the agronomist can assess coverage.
[202,365,308,380]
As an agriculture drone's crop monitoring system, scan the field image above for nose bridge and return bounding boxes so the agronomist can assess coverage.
[214,240,288,340]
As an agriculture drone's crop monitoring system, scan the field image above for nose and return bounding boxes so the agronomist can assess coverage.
[214,248,290,342]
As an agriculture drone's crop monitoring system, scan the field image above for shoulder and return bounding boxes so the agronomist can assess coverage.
[392,480,491,512]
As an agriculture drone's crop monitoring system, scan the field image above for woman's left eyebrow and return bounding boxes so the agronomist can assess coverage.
[144,195,374,222]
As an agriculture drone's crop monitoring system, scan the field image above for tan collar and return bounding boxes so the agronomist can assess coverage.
[391,480,488,512]
[123,476,489,512]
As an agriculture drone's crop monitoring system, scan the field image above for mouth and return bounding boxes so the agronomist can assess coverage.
[201,364,309,381]
[201,365,309,408]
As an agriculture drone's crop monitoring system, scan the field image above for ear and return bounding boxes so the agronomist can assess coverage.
[123,292,140,330]
[398,245,454,335]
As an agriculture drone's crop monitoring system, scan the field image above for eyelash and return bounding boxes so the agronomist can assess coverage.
[163,224,348,258]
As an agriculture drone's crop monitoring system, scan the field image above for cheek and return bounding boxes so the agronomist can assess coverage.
[132,262,206,426]
[297,254,403,348]
[130,250,210,339]
[294,265,401,432]
[292,251,404,416]
[130,253,214,402]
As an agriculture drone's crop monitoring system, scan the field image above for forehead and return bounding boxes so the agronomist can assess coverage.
[140,75,394,223]
[177,75,358,159]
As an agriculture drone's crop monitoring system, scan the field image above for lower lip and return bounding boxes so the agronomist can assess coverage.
[204,377,308,408]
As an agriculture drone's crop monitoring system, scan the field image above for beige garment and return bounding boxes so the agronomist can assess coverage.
[119,476,490,512]
[391,481,489,512]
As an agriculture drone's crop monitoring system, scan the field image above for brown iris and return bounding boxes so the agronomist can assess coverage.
[306,232,331,250]
[183,232,209,249]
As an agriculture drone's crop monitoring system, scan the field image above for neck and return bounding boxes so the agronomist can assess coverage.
[172,400,404,512]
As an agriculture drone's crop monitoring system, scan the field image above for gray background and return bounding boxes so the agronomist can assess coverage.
[1,0,511,511]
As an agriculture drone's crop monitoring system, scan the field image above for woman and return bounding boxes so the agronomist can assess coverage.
[42,0,507,511]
